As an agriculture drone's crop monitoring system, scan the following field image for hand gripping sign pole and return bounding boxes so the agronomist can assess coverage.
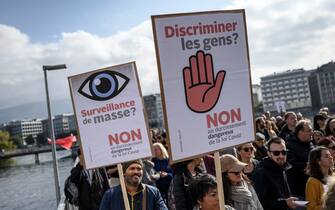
[118,164,131,210]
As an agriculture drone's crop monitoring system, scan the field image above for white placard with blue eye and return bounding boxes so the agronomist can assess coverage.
[69,62,152,169]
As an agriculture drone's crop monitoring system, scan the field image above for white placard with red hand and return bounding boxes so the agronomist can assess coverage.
[152,10,255,161]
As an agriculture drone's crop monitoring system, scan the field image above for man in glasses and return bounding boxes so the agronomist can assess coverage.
[254,137,299,210]
[286,120,314,199]
[279,112,297,141]
[253,132,267,160]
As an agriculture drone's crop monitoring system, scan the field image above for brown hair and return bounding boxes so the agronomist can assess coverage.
[305,146,333,184]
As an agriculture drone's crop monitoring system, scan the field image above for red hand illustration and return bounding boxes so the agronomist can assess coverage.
[183,50,226,113]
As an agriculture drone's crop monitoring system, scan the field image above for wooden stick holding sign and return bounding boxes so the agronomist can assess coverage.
[214,152,225,209]
[117,164,131,210]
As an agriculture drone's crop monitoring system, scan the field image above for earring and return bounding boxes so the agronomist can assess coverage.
[198,201,202,209]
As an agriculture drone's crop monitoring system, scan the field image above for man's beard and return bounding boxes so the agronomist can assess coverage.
[125,174,142,187]
[275,158,286,166]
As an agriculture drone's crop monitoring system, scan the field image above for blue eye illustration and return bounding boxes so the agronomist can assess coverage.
[78,70,129,101]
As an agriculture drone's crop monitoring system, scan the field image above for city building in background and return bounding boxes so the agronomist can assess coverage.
[309,61,335,111]
[5,119,43,145]
[260,68,312,114]
[1,61,333,143]
[143,93,164,128]
[0,114,77,145]
[42,114,77,138]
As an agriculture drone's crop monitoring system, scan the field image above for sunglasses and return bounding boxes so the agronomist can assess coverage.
[242,147,254,152]
[269,150,288,156]
[228,171,242,176]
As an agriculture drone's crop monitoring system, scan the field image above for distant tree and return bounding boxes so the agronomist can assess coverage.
[10,136,23,148]
[0,131,16,151]
[0,131,9,142]
[25,135,35,145]
[36,133,47,146]
[254,101,264,115]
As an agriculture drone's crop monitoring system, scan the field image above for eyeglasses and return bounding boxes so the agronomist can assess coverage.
[228,171,242,176]
[242,147,254,152]
[269,150,288,156]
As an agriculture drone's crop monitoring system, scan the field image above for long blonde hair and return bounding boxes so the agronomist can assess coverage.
[153,142,169,159]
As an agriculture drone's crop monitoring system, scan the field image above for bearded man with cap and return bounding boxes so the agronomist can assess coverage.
[99,160,167,210]
[220,154,263,210]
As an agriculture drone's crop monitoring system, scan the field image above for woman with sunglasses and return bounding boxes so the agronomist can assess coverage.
[236,143,259,182]
[220,154,263,210]
[305,147,334,210]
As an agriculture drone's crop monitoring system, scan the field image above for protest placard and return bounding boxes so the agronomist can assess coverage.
[152,10,255,161]
[275,101,286,114]
[68,62,152,169]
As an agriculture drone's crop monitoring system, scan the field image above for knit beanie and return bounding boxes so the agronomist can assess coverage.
[122,159,143,173]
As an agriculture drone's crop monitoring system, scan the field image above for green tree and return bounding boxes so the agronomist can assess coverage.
[0,131,16,151]
[25,135,35,145]
[10,136,23,148]
[254,101,264,115]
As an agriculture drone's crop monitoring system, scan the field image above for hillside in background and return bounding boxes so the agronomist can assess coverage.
[0,99,73,124]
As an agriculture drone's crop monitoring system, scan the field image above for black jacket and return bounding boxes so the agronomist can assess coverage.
[253,157,292,210]
[279,124,294,141]
[286,133,314,198]
[256,128,270,141]
[253,144,267,161]
[70,163,110,210]
[169,164,203,210]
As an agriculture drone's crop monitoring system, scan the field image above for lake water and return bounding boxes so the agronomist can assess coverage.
[0,151,75,210]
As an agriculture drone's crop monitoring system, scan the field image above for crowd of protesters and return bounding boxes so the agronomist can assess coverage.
[65,107,335,210]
